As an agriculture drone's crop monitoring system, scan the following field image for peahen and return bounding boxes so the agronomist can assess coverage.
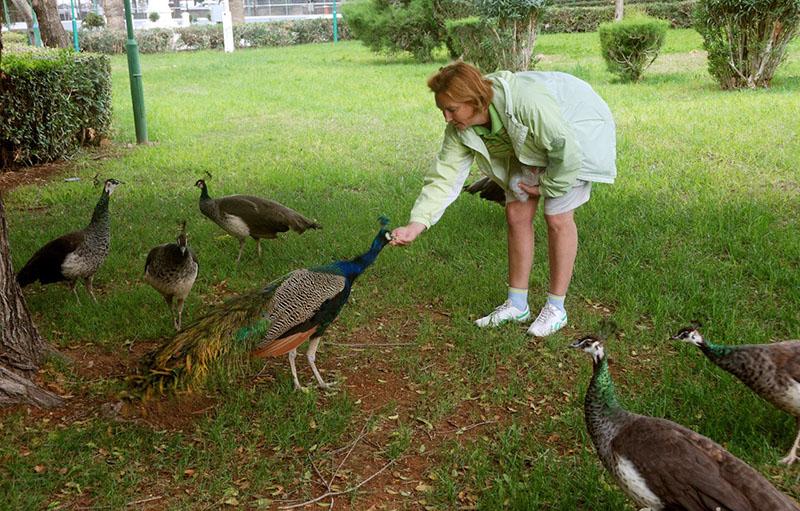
[673,327,800,465]
[572,335,800,511]
[144,221,199,331]
[17,178,122,302]
[133,217,392,397]
[463,176,505,205]
[195,179,321,263]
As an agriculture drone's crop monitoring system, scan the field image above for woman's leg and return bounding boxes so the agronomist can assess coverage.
[544,210,577,295]
[506,198,538,289]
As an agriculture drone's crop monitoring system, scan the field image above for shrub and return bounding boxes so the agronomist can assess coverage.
[82,12,105,29]
[290,17,352,43]
[137,28,175,53]
[541,1,694,33]
[476,0,547,70]
[235,22,298,47]
[343,0,445,61]
[0,48,112,168]
[78,29,126,53]
[3,31,29,46]
[176,25,225,50]
[149,12,160,23]
[599,14,668,81]
[694,0,800,89]
[445,16,504,72]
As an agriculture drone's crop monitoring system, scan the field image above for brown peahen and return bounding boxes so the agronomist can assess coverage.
[572,335,800,511]
[133,217,392,397]
[144,221,199,331]
[673,327,800,465]
[195,179,321,263]
[16,178,122,302]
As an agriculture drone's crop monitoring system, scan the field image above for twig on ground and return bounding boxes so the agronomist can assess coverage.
[443,419,497,435]
[126,495,164,507]
[278,459,397,510]
[329,342,413,349]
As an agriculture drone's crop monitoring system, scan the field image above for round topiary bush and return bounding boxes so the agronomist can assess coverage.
[599,13,668,82]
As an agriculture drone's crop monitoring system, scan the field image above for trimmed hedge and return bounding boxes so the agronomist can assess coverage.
[0,48,111,168]
[599,14,668,81]
[78,19,351,54]
[541,1,694,32]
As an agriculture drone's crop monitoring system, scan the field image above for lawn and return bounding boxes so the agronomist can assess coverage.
[2,28,799,510]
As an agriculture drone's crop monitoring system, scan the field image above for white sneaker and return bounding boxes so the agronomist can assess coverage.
[475,300,531,328]
[527,303,568,337]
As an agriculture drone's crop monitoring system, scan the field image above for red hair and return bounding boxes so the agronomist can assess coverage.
[427,61,494,110]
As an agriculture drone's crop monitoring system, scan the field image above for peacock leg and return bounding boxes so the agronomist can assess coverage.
[288,349,306,392]
[779,417,800,465]
[175,298,184,331]
[236,239,245,263]
[70,280,81,303]
[307,338,331,389]
[86,276,98,303]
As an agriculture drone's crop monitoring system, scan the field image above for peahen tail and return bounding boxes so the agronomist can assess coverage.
[130,283,277,399]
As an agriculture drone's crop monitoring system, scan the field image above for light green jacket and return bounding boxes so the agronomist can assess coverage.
[409,71,616,228]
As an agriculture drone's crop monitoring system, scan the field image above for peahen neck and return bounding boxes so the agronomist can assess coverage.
[333,230,389,281]
[699,340,735,362]
[199,185,211,201]
[89,190,111,228]
[585,356,625,463]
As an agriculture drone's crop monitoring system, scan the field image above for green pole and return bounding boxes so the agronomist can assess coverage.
[123,0,148,143]
[2,0,12,30]
[69,0,79,51]
[331,0,337,43]
[28,0,42,47]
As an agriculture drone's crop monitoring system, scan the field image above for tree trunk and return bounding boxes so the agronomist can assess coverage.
[9,0,36,44]
[32,0,70,48]
[102,0,125,31]
[229,0,244,24]
[0,196,63,408]
[614,0,623,21]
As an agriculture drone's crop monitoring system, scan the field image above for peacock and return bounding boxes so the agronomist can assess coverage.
[17,178,122,302]
[673,327,800,465]
[463,176,505,205]
[572,335,800,511]
[195,179,321,263]
[132,217,392,397]
[144,221,199,331]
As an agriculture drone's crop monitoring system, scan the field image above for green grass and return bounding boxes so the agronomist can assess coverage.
[2,29,800,509]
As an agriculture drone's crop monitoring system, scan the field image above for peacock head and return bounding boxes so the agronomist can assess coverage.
[671,327,705,347]
[373,215,393,247]
[177,221,189,253]
[571,335,605,364]
[104,178,122,195]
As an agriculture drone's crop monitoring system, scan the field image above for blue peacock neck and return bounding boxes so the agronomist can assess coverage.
[335,229,390,281]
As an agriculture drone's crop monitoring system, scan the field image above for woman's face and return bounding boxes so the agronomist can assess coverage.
[435,93,486,131]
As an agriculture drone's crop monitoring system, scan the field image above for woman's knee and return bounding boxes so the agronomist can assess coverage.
[506,200,536,228]
[545,211,576,233]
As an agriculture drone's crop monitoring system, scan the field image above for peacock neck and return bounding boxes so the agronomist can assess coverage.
[585,357,625,463]
[338,231,389,281]
[89,191,110,229]
[699,340,734,363]
[199,186,211,201]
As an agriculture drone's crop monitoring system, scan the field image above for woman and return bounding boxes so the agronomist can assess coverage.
[391,62,616,337]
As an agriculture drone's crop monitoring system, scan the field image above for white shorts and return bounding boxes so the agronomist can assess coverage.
[505,166,592,216]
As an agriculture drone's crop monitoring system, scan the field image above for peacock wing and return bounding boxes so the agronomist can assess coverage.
[19,230,85,284]
[261,269,346,343]
[768,341,800,382]
[613,416,797,511]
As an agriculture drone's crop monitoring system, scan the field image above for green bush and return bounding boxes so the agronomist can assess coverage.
[475,0,546,70]
[343,0,445,61]
[3,31,30,45]
[176,25,225,50]
[694,0,800,89]
[599,14,667,81]
[79,29,127,53]
[236,22,298,47]
[542,1,694,32]
[0,48,112,168]
[137,27,175,53]
[82,12,105,29]
[290,18,352,43]
[148,12,160,22]
[445,16,504,72]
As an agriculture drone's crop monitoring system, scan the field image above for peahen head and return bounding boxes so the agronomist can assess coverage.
[104,178,122,195]
[195,179,210,198]
[177,220,189,254]
[671,327,705,347]
[571,335,605,364]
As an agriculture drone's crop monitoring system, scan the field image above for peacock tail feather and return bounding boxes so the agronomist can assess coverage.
[130,281,280,399]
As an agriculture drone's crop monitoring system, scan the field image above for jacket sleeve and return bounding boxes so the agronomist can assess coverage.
[518,99,583,198]
[408,126,475,229]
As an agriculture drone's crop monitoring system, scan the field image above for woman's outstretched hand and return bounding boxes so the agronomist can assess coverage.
[390,222,426,246]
